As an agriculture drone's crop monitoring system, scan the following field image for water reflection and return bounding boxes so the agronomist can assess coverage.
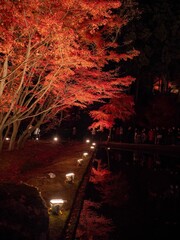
[95,148,180,239]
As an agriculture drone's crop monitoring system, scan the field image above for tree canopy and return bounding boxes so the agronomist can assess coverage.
[0,0,139,150]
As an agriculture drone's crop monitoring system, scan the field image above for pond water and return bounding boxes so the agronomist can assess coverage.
[88,148,180,240]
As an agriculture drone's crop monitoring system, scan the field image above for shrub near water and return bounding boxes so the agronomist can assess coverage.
[0,183,49,240]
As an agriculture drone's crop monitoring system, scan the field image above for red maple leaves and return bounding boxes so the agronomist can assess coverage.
[0,0,139,150]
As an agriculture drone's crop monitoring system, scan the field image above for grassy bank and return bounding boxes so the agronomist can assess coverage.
[0,139,93,240]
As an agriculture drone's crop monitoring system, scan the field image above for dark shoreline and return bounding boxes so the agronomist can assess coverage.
[100,142,180,156]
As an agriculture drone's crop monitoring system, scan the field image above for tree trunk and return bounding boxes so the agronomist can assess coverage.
[17,117,44,149]
[17,129,31,149]
[0,125,11,152]
[0,131,3,152]
[8,121,20,151]
[161,74,168,93]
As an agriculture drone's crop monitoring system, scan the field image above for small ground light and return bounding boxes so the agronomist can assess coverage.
[83,152,88,157]
[86,139,90,143]
[35,137,39,141]
[90,146,95,149]
[65,173,75,183]
[50,199,66,215]
[5,137,10,141]
[48,172,56,178]
[92,142,96,146]
[50,199,65,205]
[77,158,83,166]
[53,136,59,142]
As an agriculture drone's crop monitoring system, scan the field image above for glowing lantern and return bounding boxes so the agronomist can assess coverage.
[50,199,66,215]
[50,199,65,206]
[53,136,59,142]
[48,172,56,178]
[77,158,83,166]
[65,173,75,183]
[83,152,88,157]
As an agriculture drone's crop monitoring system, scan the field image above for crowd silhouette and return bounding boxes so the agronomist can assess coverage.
[109,126,180,145]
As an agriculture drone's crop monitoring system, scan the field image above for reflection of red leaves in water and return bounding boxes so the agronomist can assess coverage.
[97,172,129,208]
[90,166,129,208]
[89,167,111,184]
[76,200,115,240]
[76,166,116,239]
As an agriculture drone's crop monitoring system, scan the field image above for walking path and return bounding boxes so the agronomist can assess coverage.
[60,151,95,240]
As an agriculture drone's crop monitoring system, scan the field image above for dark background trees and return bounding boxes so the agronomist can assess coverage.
[121,0,180,128]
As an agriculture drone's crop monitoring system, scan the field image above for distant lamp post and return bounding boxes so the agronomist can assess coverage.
[50,199,66,215]
[65,173,75,183]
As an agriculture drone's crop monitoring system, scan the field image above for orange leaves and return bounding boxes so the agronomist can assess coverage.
[0,0,138,148]
[119,49,140,61]
[0,93,12,113]
[80,0,121,18]
[76,199,114,240]
[90,110,109,121]
[106,49,140,62]
[90,167,111,184]
[89,94,135,131]
[111,75,135,87]
[89,119,114,131]
[89,109,115,130]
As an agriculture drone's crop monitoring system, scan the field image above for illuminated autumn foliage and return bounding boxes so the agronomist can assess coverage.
[0,0,139,150]
[90,166,129,208]
[75,200,115,240]
[89,93,135,131]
